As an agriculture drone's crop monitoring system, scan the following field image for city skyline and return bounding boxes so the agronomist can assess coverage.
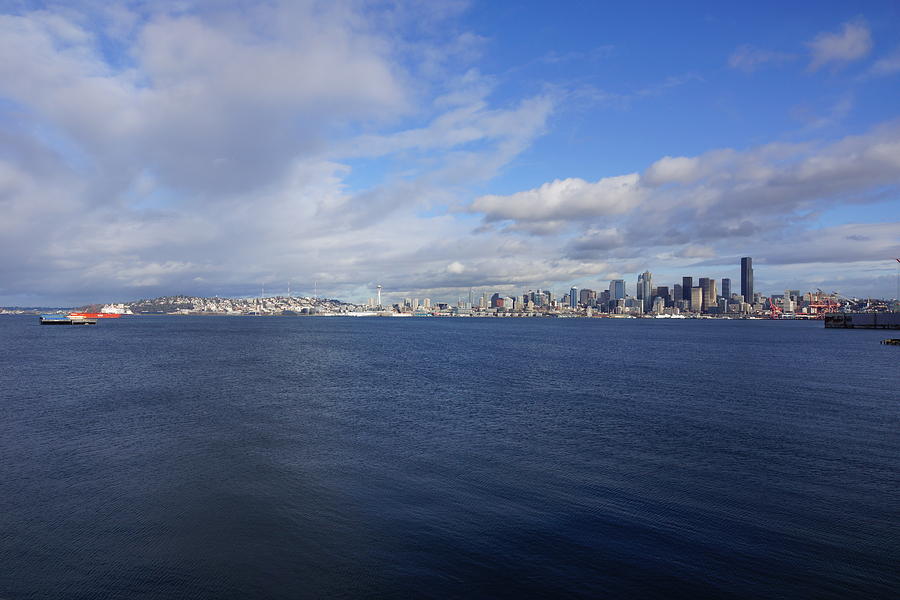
[2,1,900,306]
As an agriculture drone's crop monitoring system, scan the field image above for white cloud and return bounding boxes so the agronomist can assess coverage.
[446,261,466,274]
[728,45,795,72]
[470,174,644,223]
[807,20,872,71]
[866,46,900,77]
[468,121,900,269]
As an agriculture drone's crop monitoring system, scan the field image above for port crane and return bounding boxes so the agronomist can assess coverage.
[768,300,783,319]
[805,289,842,318]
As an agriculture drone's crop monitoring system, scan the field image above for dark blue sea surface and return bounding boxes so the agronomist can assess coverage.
[0,315,897,599]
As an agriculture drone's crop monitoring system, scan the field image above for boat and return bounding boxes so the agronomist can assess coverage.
[67,313,122,319]
[40,314,97,325]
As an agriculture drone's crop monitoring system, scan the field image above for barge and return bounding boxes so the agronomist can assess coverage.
[824,312,900,330]
[40,314,97,325]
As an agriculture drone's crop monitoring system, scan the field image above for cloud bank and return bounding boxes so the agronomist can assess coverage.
[0,3,898,305]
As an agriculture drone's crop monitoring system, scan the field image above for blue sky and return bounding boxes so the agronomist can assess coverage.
[1,0,898,305]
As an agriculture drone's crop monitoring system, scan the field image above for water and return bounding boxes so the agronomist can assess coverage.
[0,316,896,599]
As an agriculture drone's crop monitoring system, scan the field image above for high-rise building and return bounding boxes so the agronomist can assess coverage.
[579,288,595,306]
[706,279,717,311]
[656,286,670,305]
[721,278,731,299]
[490,292,502,308]
[690,286,703,312]
[569,287,578,309]
[698,278,709,311]
[682,277,693,301]
[673,284,683,304]
[609,279,625,300]
[697,278,717,312]
[741,257,753,303]
[599,289,611,308]
[637,272,652,312]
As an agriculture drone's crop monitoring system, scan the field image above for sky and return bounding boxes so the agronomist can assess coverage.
[1,0,899,306]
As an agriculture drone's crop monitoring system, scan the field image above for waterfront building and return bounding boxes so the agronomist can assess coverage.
[490,293,502,308]
[682,277,693,301]
[741,257,754,303]
[721,278,731,299]
[569,287,578,309]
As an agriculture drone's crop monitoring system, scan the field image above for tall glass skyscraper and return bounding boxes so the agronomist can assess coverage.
[721,278,731,299]
[741,257,754,303]
[682,276,693,301]
[609,279,625,300]
[569,287,578,309]
[637,271,652,313]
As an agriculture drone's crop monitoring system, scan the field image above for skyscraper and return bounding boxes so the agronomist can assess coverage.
[656,286,669,306]
[698,277,710,312]
[721,278,731,299]
[741,257,753,303]
[609,279,625,300]
[637,271,652,313]
[682,277,692,301]
[690,286,703,312]
[569,287,578,309]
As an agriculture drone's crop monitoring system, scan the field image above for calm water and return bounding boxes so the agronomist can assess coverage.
[0,315,897,599]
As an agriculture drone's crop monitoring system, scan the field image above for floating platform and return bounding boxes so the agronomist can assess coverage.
[40,314,97,325]
[824,312,900,330]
